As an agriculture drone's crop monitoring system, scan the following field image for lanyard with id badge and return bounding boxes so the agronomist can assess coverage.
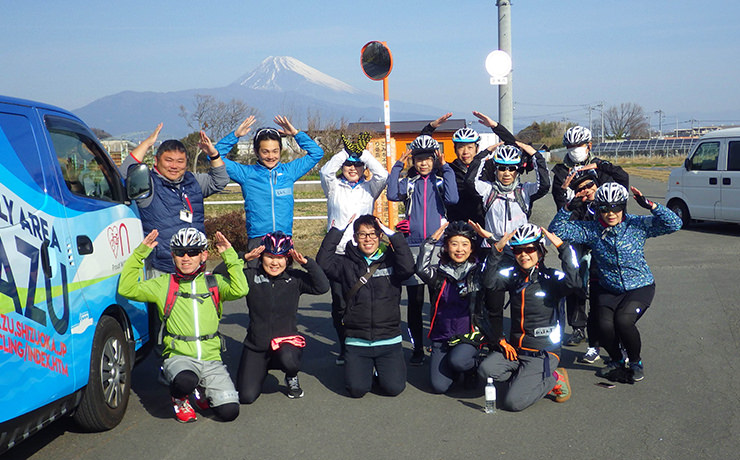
[178,187,193,223]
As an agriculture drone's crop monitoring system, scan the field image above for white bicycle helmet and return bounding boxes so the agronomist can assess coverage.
[409,135,439,154]
[452,127,480,144]
[170,227,208,250]
[510,223,543,246]
[493,144,522,166]
[594,182,629,205]
[563,126,592,148]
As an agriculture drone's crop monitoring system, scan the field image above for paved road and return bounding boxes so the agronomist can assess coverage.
[8,174,740,460]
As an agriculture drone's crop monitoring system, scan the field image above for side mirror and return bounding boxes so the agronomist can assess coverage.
[684,157,691,170]
[126,163,152,201]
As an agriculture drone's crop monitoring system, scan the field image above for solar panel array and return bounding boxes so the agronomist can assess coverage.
[591,138,696,157]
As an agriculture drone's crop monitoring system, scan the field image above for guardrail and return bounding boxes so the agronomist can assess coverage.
[205,181,329,220]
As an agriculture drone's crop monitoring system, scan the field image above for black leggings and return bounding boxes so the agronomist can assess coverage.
[595,284,655,363]
[236,344,303,404]
[330,280,347,356]
[406,285,430,352]
[169,370,239,421]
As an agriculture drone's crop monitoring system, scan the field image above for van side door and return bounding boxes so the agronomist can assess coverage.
[683,141,721,220]
[719,140,740,223]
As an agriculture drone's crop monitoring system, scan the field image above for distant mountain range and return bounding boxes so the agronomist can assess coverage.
[73,56,443,140]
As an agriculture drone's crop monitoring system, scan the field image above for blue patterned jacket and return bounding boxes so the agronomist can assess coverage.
[548,204,681,293]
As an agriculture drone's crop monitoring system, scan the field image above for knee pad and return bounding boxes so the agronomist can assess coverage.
[170,370,199,398]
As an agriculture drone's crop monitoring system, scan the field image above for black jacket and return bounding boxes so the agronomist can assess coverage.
[243,258,329,351]
[317,228,415,342]
[551,157,629,210]
[483,242,581,352]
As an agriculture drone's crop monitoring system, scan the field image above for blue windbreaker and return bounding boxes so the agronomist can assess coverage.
[548,204,681,293]
[216,131,324,238]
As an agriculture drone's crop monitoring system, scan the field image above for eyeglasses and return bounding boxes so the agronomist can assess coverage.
[576,181,596,192]
[355,232,379,240]
[254,127,280,138]
[512,245,538,255]
[597,203,626,214]
[496,165,519,172]
[172,248,203,257]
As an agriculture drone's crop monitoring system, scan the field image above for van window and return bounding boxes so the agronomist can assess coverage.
[728,141,740,171]
[0,112,47,197]
[688,142,719,171]
[45,116,121,202]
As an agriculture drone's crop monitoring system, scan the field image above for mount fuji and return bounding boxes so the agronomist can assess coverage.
[73,56,443,140]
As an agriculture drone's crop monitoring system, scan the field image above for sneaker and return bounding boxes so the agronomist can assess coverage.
[172,397,197,423]
[620,345,630,364]
[550,368,571,403]
[285,376,304,399]
[335,354,345,366]
[630,361,644,382]
[582,347,602,364]
[192,386,210,411]
[409,350,425,366]
[596,360,623,379]
[565,328,586,346]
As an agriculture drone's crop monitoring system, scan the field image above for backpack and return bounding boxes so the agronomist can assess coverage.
[157,273,222,348]
[483,185,531,218]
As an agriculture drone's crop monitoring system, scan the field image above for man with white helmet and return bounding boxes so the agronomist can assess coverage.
[118,227,248,423]
[552,126,630,353]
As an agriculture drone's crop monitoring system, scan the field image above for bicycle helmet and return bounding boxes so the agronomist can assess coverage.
[568,167,599,190]
[492,144,522,166]
[170,228,208,250]
[452,127,480,144]
[509,223,543,246]
[409,135,439,156]
[563,126,592,148]
[261,231,293,256]
[594,182,629,205]
[443,221,477,243]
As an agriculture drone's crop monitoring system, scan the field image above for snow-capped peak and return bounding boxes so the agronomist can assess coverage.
[234,56,361,94]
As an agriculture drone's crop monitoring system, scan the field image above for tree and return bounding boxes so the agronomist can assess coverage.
[179,94,260,170]
[516,120,574,148]
[604,102,650,140]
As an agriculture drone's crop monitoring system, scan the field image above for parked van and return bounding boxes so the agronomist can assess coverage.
[0,95,152,453]
[666,127,740,227]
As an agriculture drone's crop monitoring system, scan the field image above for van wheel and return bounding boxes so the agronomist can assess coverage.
[668,200,691,228]
[73,316,131,431]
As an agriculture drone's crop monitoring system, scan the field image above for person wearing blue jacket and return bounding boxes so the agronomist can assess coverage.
[549,183,682,383]
[387,135,459,365]
[215,115,325,249]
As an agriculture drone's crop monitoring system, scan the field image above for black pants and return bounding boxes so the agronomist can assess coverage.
[595,283,655,363]
[406,285,432,353]
[236,344,303,404]
[329,280,347,356]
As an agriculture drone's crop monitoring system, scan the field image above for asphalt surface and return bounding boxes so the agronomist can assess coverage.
[7,174,740,460]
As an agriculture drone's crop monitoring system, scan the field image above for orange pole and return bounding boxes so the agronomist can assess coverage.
[383,77,398,228]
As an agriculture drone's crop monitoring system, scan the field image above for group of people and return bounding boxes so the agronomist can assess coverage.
[117,111,682,422]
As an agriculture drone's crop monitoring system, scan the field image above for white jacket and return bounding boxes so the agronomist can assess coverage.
[320,149,388,254]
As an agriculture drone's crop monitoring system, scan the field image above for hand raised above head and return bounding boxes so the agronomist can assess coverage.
[274,115,298,136]
[430,112,453,128]
[235,115,256,138]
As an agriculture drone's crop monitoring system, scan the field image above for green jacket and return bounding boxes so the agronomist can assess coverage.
[118,244,248,361]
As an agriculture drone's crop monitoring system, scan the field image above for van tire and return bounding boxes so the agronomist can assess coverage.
[668,200,691,228]
[73,316,131,431]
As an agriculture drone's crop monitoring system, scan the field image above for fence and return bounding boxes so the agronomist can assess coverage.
[205,181,329,220]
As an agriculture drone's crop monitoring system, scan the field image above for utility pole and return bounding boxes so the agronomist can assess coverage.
[497,1,513,132]
[654,110,664,137]
[588,106,593,133]
[599,101,605,142]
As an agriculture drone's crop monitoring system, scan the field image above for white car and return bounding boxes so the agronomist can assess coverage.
[666,127,740,227]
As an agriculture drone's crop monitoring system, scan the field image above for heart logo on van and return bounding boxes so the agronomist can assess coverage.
[107,226,121,257]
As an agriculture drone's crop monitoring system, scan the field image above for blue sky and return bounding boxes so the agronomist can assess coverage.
[2,0,738,132]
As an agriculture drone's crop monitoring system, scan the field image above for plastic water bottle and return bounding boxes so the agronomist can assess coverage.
[484,377,496,414]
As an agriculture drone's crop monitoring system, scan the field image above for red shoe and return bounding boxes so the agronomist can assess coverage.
[172,397,197,423]
[550,368,571,403]
[192,386,210,411]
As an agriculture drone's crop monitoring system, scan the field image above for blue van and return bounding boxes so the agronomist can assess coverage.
[0,95,152,453]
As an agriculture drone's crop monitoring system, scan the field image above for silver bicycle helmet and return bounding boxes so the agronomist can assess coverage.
[409,135,439,152]
[170,227,208,250]
[493,144,522,166]
[452,127,480,144]
[594,182,629,205]
[563,126,592,148]
[510,223,543,246]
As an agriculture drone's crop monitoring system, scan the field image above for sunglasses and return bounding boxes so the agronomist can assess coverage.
[576,181,596,192]
[254,127,280,138]
[344,161,364,167]
[172,248,203,257]
[597,203,626,213]
[512,245,538,255]
[496,165,519,172]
